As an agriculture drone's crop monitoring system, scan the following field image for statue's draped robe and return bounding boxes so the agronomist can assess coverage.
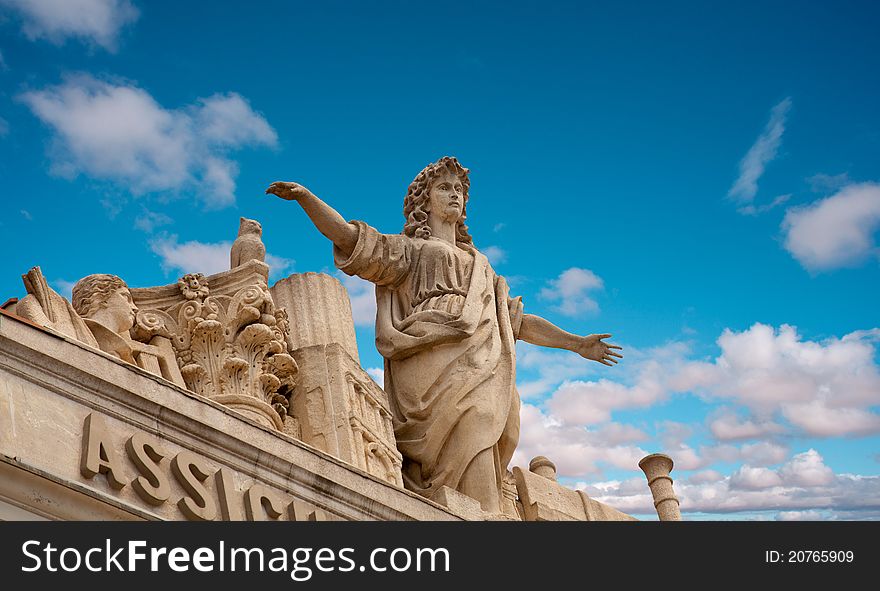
[335,221,523,501]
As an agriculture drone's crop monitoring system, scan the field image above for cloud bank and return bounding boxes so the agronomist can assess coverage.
[20,74,277,209]
[0,0,139,51]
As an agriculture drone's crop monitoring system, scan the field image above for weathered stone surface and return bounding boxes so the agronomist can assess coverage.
[230,217,266,269]
[13,266,98,348]
[71,273,185,389]
[429,486,483,521]
[0,311,458,521]
[270,272,360,364]
[290,342,402,487]
[130,260,296,431]
[513,458,637,522]
[639,453,682,521]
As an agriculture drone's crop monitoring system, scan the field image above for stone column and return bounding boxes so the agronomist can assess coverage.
[638,453,681,521]
[270,273,360,362]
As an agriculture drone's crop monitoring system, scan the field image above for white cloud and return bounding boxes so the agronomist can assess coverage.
[688,470,723,484]
[366,367,384,386]
[782,182,880,272]
[493,222,505,232]
[778,449,834,487]
[0,116,8,136]
[196,93,277,147]
[336,272,376,327]
[738,441,790,467]
[543,342,688,425]
[150,236,230,276]
[708,409,784,441]
[150,235,293,279]
[730,465,783,490]
[20,209,32,220]
[775,510,823,521]
[0,49,7,70]
[511,403,649,478]
[781,401,880,438]
[539,267,604,316]
[0,0,139,51]
[482,245,506,265]
[20,74,277,208]
[728,97,791,204]
[585,449,880,518]
[515,342,599,400]
[676,324,880,438]
[512,323,879,518]
[667,441,786,471]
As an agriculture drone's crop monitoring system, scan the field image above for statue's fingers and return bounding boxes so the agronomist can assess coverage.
[609,351,623,358]
[598,359,612,366]
[605,356,618,364]
[596,333,612,339]
[608,344,623,350]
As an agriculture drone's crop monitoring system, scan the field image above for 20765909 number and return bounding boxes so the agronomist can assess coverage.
[788,550,854,563]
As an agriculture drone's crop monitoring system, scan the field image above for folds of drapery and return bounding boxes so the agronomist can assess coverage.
[334,220,523,497]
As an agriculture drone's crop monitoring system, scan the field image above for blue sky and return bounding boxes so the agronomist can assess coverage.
[1,0,878,520]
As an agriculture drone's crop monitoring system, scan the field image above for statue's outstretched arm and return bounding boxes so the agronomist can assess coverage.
[266,181,358,259]
[518,313,623,366]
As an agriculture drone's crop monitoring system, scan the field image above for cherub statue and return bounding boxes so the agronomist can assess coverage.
[266,156,622,514]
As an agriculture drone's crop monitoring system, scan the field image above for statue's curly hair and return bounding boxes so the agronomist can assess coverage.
[72,274,129,318]
[403,156,473,244]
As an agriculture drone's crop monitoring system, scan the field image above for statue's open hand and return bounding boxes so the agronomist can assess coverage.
[575,334,623,366]
[265,181,313,201]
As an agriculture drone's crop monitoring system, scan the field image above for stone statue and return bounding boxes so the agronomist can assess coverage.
[14,266,99,347]
[266,156,623,514]
[71,273,184,387]
[230,217,266,269]
[72,274,141,364]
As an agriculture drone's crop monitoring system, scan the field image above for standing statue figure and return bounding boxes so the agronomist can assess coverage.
[266,157,622,514]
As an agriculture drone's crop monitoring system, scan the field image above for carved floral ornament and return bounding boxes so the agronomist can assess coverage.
[132,273,297,431]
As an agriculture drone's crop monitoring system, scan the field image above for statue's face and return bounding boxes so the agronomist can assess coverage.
[427,173,464,223]
[100,287,138,332]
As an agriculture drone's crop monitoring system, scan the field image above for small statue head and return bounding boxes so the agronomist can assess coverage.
[72,274,138,335]
[403,156,473,244]
[239,217,262,237]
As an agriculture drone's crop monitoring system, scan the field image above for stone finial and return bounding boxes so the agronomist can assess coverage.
[638,453,681,521]
[529,456,557,481]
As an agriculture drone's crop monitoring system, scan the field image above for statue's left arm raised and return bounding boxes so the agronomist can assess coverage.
[266,181,358,259]
[518,313,622,366]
